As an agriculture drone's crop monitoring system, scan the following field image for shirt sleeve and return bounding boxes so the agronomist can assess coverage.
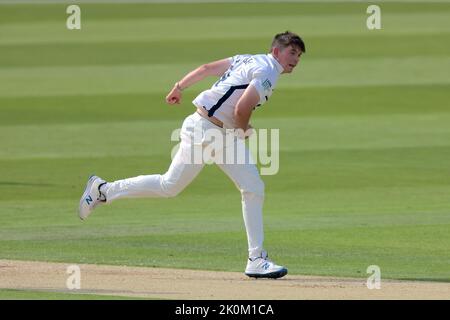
[249,68,273,106]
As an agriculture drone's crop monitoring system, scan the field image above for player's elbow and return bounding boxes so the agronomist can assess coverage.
[233,108,247,124]
[234,107,244,118]
[199,64,209,71]
[234,104,252,119]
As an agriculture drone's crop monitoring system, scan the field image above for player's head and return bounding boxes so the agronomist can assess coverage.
[270,31,305,74]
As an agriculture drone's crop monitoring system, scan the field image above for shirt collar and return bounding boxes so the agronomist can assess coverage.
[268,53,284,74]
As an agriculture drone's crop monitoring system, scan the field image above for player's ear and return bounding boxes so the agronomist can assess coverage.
[272,46,279,57]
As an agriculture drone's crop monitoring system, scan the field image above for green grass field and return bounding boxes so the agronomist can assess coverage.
[0,289,141,300]
[1,1,450,299]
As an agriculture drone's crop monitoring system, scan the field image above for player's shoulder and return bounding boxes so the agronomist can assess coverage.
[251,54,279,74]
[231,53,268,61]
[231,53,270,67]
[229,53,277,78]
[230,53,253,64]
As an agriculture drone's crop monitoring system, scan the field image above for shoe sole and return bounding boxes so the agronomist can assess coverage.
[78,175,98,220]
[245,268,288,279]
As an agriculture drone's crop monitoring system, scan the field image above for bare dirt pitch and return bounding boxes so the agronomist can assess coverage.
[0,260,449,299]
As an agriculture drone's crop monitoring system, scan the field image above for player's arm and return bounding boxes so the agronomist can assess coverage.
[233,85,260,132]
[166,58,231,105]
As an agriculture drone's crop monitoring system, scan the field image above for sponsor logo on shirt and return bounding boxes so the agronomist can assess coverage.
[262,79,272,91]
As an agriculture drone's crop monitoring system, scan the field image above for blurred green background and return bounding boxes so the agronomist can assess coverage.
[0,1,449,287]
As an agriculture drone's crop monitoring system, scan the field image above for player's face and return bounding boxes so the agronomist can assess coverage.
[274,45,303,74]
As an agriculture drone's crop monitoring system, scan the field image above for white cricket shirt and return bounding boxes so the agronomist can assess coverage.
[192,53,284,129]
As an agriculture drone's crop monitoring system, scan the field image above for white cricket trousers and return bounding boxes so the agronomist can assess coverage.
[103,112,265,258]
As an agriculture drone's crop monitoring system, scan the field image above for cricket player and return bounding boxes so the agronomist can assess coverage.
[79,31,305,279]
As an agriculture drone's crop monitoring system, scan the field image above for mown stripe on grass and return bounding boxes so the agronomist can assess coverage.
[1,205,450,241]
[1,11,449,45]
[0,288,143,300]
[1,33,449,68]
[0,144,449,201]
[0,224,449,280]
[1,57,450,97]
[2,2,449,25]
[1,85,449,126]
[1,112,449,159]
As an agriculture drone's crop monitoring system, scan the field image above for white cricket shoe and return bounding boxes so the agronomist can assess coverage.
[245,251,288,279]
[78,175,106,221]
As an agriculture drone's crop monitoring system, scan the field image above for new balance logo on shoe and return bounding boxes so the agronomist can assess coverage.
[79,175,106,221]
[245,250,287,279]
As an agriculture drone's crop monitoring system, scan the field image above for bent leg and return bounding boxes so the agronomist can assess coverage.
[104,141,204,202]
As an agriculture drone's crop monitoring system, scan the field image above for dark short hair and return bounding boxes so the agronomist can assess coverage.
[271,31,306,53]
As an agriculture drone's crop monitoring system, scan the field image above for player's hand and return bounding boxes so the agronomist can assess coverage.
[165,85,182,105]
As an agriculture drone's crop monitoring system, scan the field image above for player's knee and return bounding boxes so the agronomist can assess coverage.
[160,177,182,198]
[161,183,182,198]
[241,177,265,198]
